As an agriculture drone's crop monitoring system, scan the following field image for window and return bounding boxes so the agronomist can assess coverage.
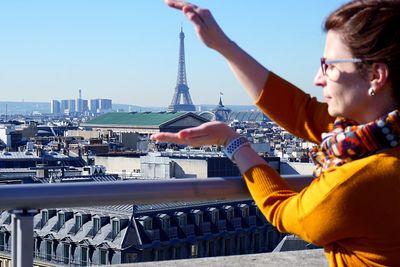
[126,253,137,263]
[46,241,52,261]
[58,213,65,229]
[100,249,107,265]
[63,243,70,264]
[267,231,274,251]
[194,212,203,226]
[206,240,213,256]
[239,236,246,253]
[42,210,49,227]
[169,246,176,259]
[93,217,101,235]
[254,233,260,252]
[226,208,234,220]
[176,214,187,228]
[81,247,88,266]
[210,210,219,224]
[161,217,170,230]
[33,239,37,256]
[153,249,159,261]
[75,215,82,232]
[224,239,231,255]
[241,206,249,218]
[0,233,4,251]
[143,218,152,230]
[191,244,198,258]
[112,220,120,237]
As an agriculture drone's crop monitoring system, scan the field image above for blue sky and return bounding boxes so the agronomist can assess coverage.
[0,0,347,107]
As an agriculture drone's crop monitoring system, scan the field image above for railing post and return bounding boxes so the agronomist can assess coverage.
[11,209,38,267]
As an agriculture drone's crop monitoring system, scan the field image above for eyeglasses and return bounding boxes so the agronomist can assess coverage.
[320,57,362,81]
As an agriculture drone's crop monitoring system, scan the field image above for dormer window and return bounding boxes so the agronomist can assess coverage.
[224,206,234,220]
[112,219,120,238]
[240,205,249,218]
[207,208,219,224]
[175,212,187,228]
[93,217,101,235]
[42,210,49,227]
[58,213,65,229]
[157,214,170,230]
[75,215,82,232]
[191,210,203,226]
[139,216,153,230]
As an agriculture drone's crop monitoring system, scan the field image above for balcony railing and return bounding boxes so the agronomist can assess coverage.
[0,175,313,266]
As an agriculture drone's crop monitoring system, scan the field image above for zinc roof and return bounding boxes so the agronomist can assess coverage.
[85,112,190,127]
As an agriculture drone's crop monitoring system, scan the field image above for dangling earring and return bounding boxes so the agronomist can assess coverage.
[368,87,376,96]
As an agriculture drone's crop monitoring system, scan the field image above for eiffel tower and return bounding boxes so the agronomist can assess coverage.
[167,27,196,112]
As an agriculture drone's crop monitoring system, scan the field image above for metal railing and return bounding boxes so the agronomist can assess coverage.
[0,175,313,266]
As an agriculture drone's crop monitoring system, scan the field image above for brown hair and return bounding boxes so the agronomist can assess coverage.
[325,0,400,102]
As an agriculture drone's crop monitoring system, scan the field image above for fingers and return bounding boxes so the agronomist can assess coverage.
[179,127,207,139]
[165,0,207,29]
[150,132,183,144]
[164,0,185,10]
[165,0,197,11]
[182,5,208,29]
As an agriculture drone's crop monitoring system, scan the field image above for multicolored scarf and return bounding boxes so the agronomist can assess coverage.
[309,110,400,176]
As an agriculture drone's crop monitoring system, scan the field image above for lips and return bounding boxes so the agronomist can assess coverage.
[324,96,332,102]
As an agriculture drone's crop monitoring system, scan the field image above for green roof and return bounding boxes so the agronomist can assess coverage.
[85,112,190,126]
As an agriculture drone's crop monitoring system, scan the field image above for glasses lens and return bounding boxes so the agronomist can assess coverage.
[320,58,340,81]
[320,58,326,75]
[326,65,340,81]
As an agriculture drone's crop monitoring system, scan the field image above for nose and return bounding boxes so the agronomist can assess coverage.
[313,67,327,87]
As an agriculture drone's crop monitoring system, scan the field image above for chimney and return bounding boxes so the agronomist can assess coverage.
[36,164,49,179]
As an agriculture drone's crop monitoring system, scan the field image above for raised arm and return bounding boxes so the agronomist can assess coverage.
[165,0,269,101]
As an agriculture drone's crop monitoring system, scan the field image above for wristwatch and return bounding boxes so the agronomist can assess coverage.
[223,136,250,161]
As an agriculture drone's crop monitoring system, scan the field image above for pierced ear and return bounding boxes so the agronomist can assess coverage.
[370,63,389,92]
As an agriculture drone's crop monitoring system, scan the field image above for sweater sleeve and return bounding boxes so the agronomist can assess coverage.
[256,72,335,143]
[243,162,372,246]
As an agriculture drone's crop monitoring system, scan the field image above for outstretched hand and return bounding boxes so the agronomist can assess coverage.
[164,0,232,52]
[151,121,239,147]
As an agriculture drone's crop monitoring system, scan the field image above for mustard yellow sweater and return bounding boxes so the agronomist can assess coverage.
[245,72,400,266]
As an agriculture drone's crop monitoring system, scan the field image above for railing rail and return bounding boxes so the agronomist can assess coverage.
[0,175,313,210]
[0,175,313,266]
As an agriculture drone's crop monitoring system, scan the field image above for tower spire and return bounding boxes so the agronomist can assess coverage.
[168,27,196,112]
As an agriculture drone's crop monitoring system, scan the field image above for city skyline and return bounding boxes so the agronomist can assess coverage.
[0,1,346,107]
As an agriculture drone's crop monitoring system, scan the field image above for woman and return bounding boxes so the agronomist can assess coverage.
[152,1,400,266]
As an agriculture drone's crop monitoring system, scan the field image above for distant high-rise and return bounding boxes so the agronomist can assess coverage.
[76,89,83,113]
[51,100,61,114]
[53,97,111,115]
[168,28,196,112]
[82,99,89,112]
[68,99,76,113]
[89,99,112,113]
[99,99,112,111]
[90,99,99,113]
[60,100,69,112]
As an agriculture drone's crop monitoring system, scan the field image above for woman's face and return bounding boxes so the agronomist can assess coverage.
[314,30,371,123]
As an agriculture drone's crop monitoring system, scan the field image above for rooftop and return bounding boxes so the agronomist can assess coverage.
[85,112,191,127]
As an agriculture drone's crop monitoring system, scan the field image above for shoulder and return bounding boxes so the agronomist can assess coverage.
[314,147,400,198]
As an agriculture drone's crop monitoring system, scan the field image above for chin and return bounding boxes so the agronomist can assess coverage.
[327,106,341,118]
